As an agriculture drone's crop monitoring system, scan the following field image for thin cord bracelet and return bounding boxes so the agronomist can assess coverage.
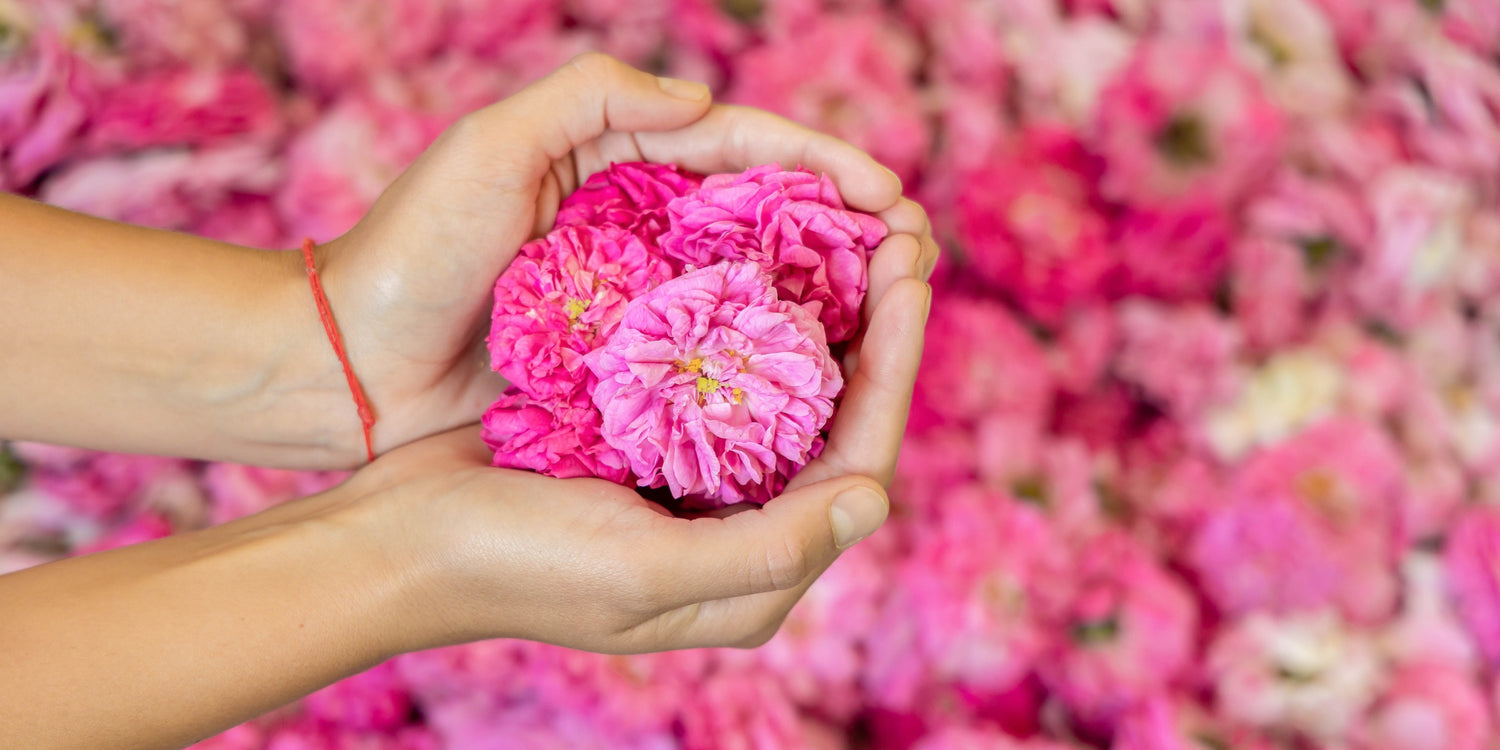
[301,238,377,463]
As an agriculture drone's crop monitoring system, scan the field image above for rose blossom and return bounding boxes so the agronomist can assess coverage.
[85,67,281,154]
[662,164,886,343]
[1038,531,1198,731]
[480,389,630,484]
[910,295,1054,435]
[1206,611,1384,742]
[554,162,702,246]
[586,262,841,506]
[1443,506,1500,666]
[488,225,673,401]
[949,127,1114,325]
[1112,300,1242,421]
[1112,696,1281,750]
[1189,418,1405,624]
[1357,663,1492,750]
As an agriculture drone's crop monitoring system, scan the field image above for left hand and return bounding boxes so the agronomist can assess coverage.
[292,53,939,465]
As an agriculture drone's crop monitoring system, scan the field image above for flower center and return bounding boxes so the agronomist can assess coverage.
[564,297,590,322]
[1154,113,1213,167]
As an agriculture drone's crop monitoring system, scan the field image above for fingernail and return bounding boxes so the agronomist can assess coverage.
[657,76,710,101]
[830,486,889,549]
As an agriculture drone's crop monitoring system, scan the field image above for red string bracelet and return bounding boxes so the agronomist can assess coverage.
[302,238,377,463]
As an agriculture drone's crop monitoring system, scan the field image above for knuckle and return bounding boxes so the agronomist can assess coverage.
[760,539,811,592]
[568,51,621,81]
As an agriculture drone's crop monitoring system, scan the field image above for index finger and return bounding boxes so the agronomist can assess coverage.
[627,104,904,213]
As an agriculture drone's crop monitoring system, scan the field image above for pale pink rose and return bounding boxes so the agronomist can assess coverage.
[1013,17,1137,126]
[203,464,347,525]
[1112,300,1241,421]
[1348,167,1473,332]
[276,95,443,241]
[1357,663,1492,750]
[393,639,529,703]
[587,262,842,507]
[85,67,281,153]
[949,127,1114,325]
[911,296,1054,434]
[421,694,676,750]
[1110,198,1233,301]
[555,162,703,245]
[1371,36,1500,185]
[864,486,1068,713]
[304,662,412,731]
[1038,531,1198,731]
[518,646,709,738]
[1206,611,1384,742]
[1112,696,1281,750]
[1434,0,1500,56]
[1226,0,1354,117]
[1443,506,1500,666]
[1093,39,1284,209]
[725,14,929,182]
[40,143,281,231]
[663,165,885,343]
[480,389,630,484]
[488,226,673,400]
[1189,418,1405,624]
[273,0,448,94]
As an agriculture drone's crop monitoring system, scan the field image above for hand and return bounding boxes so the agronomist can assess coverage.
[297,53,939,465]
[337,254,930,653]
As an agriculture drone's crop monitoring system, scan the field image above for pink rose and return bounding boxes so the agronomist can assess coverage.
[1112,696,1281,750]
[910,295,1054,434]
[1357,663,1491,750]
[273,0,447,94]
[85,67,281,154]
[480,389,630,484]
[488,226,673,401]
[1443,506,1500,665]
[1038,531,1198,731]
[1110,198,1233,301]
[663,165,886,343]
[304,662,413,732]
[1093,38,1285,210]
[1189,418,1406,624]
[949,127,1114,325]
[202,464,347,525]
[586,262,841,506]
[1112,300,1241,420]
[724,14,929,182]
[555,162,703,245]
[0,33,97,189]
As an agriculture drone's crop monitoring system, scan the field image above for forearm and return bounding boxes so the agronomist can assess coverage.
[0,193,362,467]
[0,483,429,750]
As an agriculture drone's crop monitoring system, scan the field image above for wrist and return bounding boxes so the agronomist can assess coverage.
[220,240,372,470]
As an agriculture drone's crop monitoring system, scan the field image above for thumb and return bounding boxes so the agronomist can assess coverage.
[469,52,712,177]
[657,475,890,604]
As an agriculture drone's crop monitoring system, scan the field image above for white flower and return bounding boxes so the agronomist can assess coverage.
[1205,349,1343,459]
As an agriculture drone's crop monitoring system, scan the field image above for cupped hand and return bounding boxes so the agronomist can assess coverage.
[303,53,939,465]
[337,253,929,655]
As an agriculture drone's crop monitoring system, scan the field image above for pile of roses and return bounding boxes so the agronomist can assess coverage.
[482,163,884,507]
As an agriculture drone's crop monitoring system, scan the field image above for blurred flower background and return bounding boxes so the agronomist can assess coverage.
[5,0,1500,747]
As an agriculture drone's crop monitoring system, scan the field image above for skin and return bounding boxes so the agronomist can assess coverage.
[0,54,937,750]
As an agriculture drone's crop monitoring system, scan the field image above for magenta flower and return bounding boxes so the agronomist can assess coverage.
[480,389,630,484]
[489,225,673,400]
[586,262,842,507]
[662,165,886,343]
[555,162,702,244]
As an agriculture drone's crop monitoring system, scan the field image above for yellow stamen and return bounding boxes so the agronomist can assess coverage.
[731,387,743,404]
[696,376,721,396]
[677,357,703,373]
[564,297,590,321]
